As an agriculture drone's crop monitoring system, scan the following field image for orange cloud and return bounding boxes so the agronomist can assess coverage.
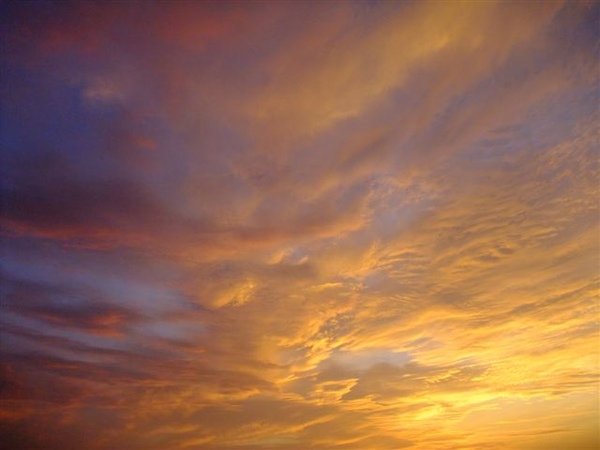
[1,1,597,449]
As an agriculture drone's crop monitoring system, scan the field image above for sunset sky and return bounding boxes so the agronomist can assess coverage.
[1,1,598,449]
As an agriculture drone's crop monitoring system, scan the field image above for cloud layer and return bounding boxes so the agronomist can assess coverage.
[1,1,598,449]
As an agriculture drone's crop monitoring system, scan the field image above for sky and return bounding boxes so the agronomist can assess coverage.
[0,1,598,449]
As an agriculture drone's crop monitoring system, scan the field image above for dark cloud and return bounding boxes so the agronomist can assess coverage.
[1,274,142,336]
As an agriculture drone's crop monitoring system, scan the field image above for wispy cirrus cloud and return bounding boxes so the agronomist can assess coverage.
[1,1,598,449]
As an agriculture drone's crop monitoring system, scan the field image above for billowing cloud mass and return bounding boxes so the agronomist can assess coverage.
[1,1,598,449]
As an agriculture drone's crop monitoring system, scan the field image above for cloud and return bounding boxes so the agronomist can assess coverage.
[1,1,598,449]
